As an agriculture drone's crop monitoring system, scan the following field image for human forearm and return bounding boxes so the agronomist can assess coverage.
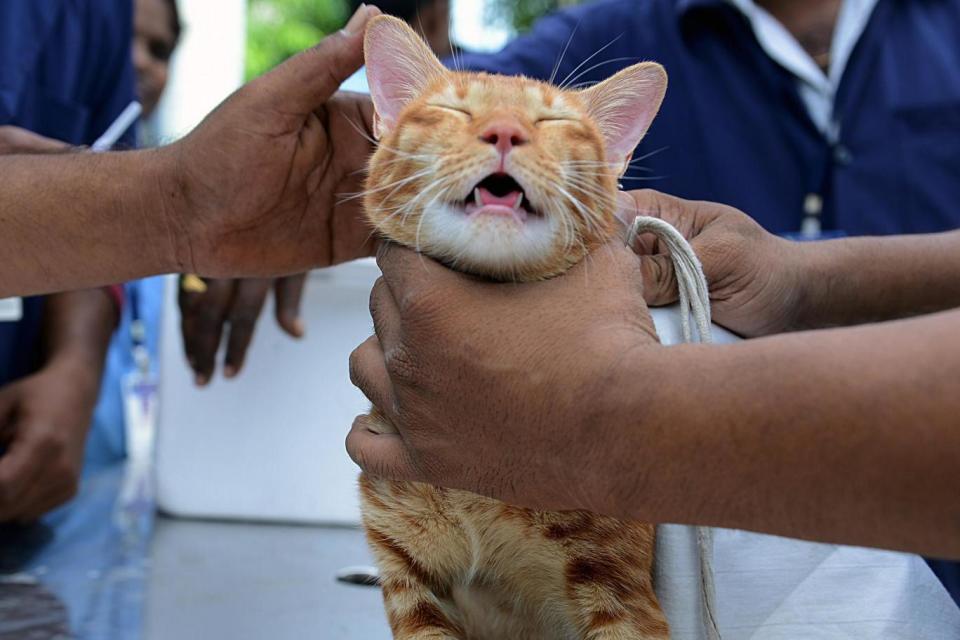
[791,231,960,330]
[610,309,960,557]
[42,289,117,404]
[0,148,184,298]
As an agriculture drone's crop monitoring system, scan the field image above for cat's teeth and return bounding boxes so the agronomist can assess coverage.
[513,193,523,210]
[474,188,482,205]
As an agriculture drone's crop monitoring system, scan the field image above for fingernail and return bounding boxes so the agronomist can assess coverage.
[342,4,370,36]
[292,318,306,338]
[195,374,208,387]
[224,365,237,379]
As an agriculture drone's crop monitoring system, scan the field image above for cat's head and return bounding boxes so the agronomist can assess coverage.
[363,15,666,281]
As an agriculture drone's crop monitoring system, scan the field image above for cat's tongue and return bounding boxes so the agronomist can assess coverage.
[477,187,522,209]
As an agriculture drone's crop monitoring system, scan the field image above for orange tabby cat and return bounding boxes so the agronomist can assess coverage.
[359,15,670,640]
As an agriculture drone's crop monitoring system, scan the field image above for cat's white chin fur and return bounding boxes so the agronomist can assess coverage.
[418,202,562,278]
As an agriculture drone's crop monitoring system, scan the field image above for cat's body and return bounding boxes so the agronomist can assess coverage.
[358,16,672,639]
[361,475,664,639]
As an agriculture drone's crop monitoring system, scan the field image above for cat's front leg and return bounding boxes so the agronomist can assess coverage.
[378,570,463,640]
[360,472,467,640]
[563,551,669,640]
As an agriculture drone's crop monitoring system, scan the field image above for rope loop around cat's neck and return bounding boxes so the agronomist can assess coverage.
[625,215,721,640]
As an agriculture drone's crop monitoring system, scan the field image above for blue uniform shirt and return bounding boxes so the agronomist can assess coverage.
[459,0,960,237]
[460,0,960,605]
[0,0,135,382]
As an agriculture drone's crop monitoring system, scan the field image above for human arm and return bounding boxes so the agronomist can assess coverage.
[0,289,115,521]
[623,190,960,336]
[0,5,379,299]
[346,220,960,559]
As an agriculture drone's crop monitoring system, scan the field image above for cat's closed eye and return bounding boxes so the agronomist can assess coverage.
[429,104,472,119]
[535,116,575,126]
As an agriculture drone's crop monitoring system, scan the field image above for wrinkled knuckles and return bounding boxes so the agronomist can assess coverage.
[383,343,420,387]
[348,344,370,390]
[397,285,448,328]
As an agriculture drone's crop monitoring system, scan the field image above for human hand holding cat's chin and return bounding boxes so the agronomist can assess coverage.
[620,189,806,338]
[346,241,662,513]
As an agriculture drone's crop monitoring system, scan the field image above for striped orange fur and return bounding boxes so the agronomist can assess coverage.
[358,16,670,639]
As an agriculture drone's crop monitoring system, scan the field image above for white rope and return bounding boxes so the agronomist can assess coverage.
[626,216,722,640]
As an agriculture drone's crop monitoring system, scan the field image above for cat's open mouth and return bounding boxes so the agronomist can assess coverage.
[462,173,539,223]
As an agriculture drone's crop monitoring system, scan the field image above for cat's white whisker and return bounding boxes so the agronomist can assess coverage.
[630,146,670,163]
[339,167,437,205]
[549,20,582,86]
[561,55,641,91]
[557,34,625,89]
[618,174,667,182]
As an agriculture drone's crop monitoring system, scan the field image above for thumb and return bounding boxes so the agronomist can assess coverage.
[346,415,421,482]
[254,5,379,115]
[638,253,679,307]
[617,190,681,307]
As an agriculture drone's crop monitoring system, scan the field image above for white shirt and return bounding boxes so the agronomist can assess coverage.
[725,0,880,142]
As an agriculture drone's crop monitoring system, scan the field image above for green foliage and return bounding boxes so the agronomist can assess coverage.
[245,0,588,80]
[488,0,583,32]
[246,0,349,81]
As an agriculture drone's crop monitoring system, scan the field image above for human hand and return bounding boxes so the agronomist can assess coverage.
[0,362,99,522]
[0,126,72,155]
[164,5,380,280]
[619,190,805,337]
[346,242,661,512]
[179,274,308,385]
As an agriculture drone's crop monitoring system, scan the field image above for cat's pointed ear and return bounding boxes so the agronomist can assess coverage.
[364,15,447,137]
[579,62,667,172]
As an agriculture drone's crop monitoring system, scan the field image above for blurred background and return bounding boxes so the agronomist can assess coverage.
[156,0,582,140]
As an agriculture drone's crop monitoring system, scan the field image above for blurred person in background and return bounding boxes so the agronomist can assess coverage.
[0,0,137,523]
[177,0,457,386]
[86,0,182,470]
[350,0,454,58]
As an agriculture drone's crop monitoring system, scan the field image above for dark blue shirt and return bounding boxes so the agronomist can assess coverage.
[0,0,136,386]
[459,0,960,237]
[461,0,960,606]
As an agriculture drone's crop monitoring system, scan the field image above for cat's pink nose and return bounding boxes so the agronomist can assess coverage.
[479,121,529,155]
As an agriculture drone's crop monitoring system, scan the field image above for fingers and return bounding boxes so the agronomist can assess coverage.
[223,279,273,378]
[638,254,680,307]
[369,277,401,350]
[0,440,46,520]
[349,336,397,417]
[345,415,420,481]
[616,188,690,229]
[617,190,692,307]
[375,242,462,309]
[180,278,234,386]
[255,4,379,115]
[8,479,74,524]
[274,274,307,338]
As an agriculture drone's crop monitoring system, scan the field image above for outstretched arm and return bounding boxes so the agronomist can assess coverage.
[612,307,960,558]
[0,5,379,299]
[620,190,960,337]
[0,150,177,298]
